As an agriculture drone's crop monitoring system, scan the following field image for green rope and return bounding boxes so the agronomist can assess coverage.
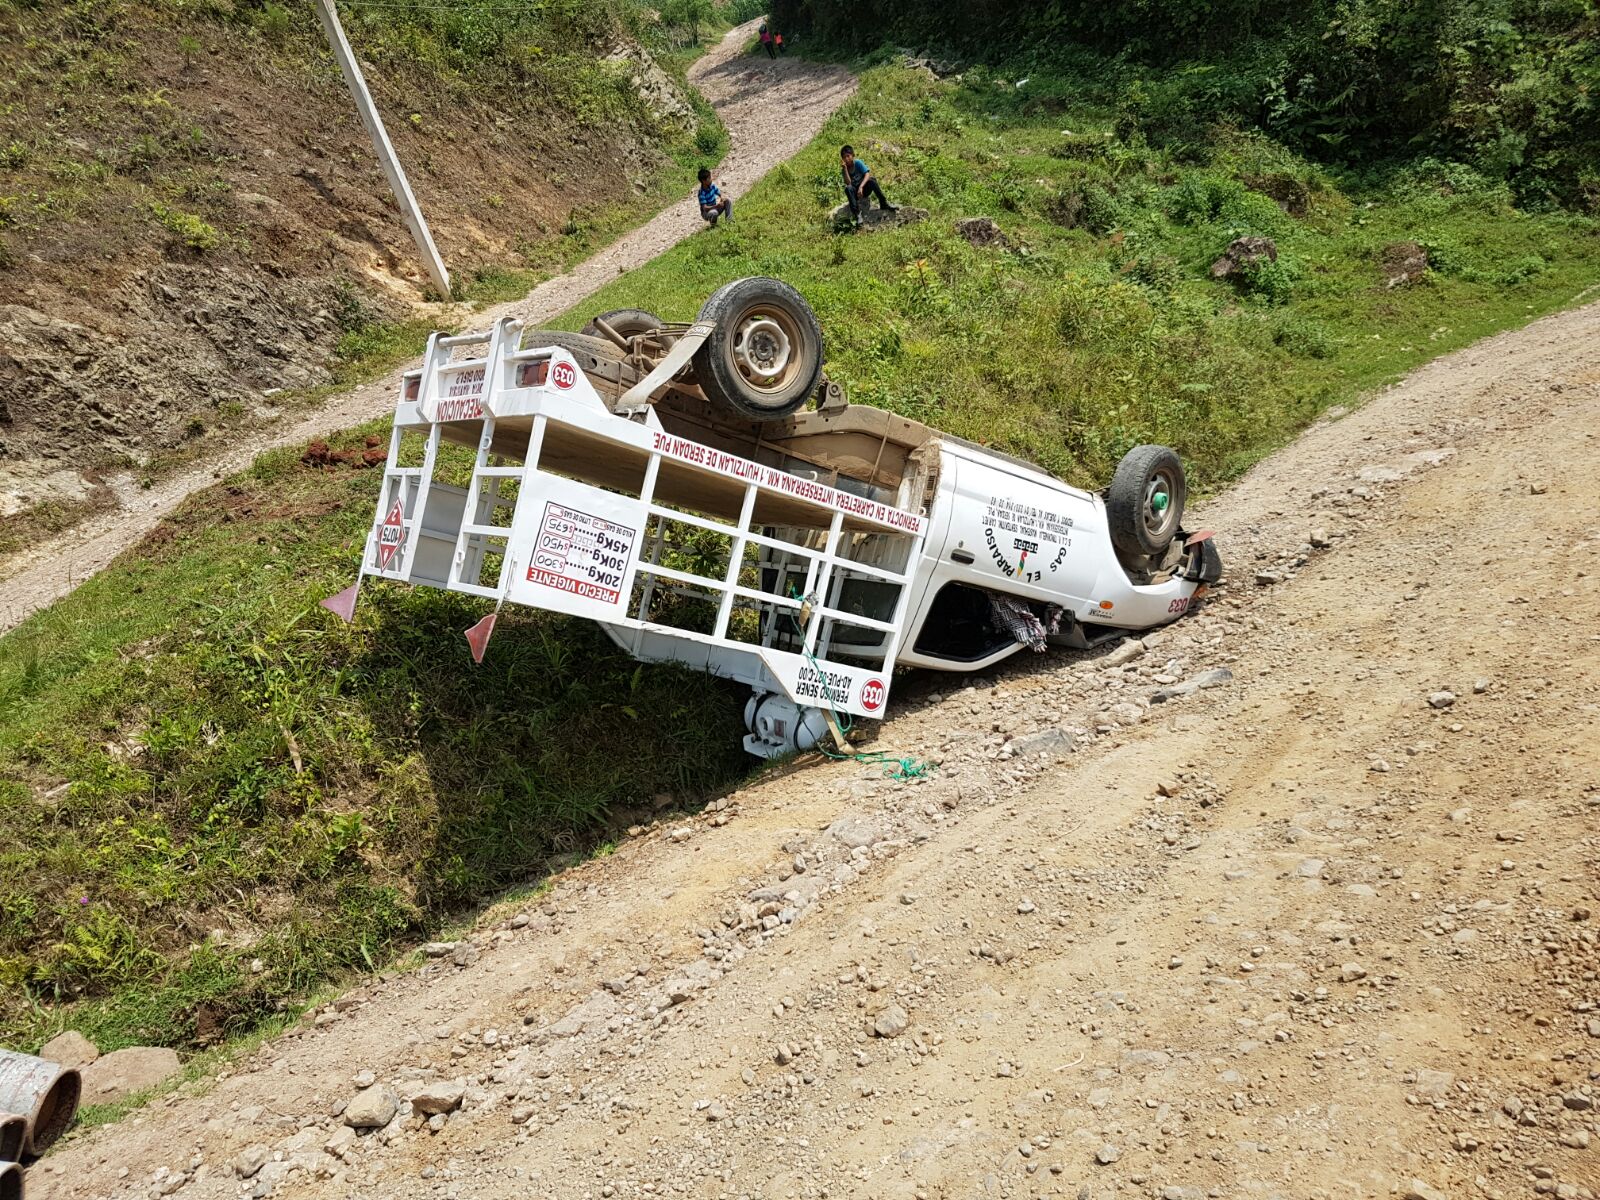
[784,586,935,782]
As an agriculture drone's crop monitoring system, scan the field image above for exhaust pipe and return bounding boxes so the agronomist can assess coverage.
[0,1113,24,1162]
[0,1052,80,1157]
[0,1161,21,1200]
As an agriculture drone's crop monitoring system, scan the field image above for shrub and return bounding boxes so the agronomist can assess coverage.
[1270,313,1336,358]
[1078,183,1125,234]
[1167,174,1231,224]
[149,202,220,252]
[1042,187,1085,228]
[1124,252,1182,295]
[1216,187,1291,237]
[252,1,293,42]
[1236,254,1299,304]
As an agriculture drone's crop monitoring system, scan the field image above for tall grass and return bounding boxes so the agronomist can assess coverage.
[0,430,746,1052]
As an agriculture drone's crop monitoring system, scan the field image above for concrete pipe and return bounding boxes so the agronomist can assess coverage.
[0,1161,20,1200]
[0,1051,80,1157]
[0,1113,24,1162]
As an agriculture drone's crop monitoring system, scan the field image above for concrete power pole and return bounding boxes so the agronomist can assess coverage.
[313,0,452,298]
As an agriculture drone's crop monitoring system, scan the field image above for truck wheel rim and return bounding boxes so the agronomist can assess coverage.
[1143,471,1178,541]
[732,312,795,390]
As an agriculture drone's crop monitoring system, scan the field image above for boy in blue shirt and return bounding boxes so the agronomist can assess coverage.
[697,168,732,226]
[840,145,895,227]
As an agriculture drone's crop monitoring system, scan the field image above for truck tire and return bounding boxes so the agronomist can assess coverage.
[527,329,625,368]
[693,277,823,419]
[580,309,663,340]
[1107,444,1186,558]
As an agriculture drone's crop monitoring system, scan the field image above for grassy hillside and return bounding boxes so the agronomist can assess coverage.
[0,428,748,1054]
[4,52,1599,1062]
[558,63,1600,491]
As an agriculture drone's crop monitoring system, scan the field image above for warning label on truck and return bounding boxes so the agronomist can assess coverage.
[375,496,405,571]
[431,365,486,423]
[525,502,637,605]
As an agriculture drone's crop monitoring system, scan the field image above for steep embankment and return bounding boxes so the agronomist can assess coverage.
[0,0,714,541]
[32,297,1600,1200]
[0,22,858,1059]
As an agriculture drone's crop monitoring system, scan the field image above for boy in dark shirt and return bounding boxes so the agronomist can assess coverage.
[840,145,895,227]
[697,168,732,226]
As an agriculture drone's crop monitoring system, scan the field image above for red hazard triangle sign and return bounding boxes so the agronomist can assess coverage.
[375,496,406,571]
[464,612,497,664]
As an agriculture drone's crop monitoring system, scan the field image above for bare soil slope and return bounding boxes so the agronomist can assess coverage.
[32,303,1599,1199]
[0,2,699,524]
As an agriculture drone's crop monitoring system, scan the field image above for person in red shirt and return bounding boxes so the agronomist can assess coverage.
[758,24,775,58]
[775,32,785,54]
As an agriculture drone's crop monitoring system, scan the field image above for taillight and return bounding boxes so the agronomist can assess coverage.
[516,359,549,388]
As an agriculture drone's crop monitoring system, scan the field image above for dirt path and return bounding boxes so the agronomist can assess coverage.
[32,302,1600,1200]
[0,21,856,636]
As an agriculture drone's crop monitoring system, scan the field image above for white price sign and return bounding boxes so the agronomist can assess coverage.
[507,476,644,621]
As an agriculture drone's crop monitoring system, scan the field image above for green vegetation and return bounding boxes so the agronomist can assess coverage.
[773,0,1600,212]
[148,201,219,252]
[558,64,1600,490]
[0,0,732,558]
[5,5,1600,1073]
[0,0,730,283]
[0,427,746,1053]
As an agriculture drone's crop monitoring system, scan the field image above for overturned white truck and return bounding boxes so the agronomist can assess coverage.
[342,278,1221,758]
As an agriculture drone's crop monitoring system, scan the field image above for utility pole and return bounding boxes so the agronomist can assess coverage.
[313,0,452,298]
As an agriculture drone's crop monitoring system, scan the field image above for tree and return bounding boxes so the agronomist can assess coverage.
[661,0,713,47]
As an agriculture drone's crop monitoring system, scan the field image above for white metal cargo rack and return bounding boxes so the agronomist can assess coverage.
[356,317,930,756]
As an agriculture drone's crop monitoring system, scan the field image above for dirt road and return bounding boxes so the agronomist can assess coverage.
[0,22,856,635]
[31,300,1600,1199]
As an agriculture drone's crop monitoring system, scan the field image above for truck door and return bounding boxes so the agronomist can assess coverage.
[898,450,1025,668]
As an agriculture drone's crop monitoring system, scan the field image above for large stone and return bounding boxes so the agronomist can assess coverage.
[828,815,883,849]
[954,217,1009,249]
[39,1030,99,1070]
[873,1005,910,1038]
[1209,236,1278,280]
[233,1145,270,1179]
[408,1080,465,1115]
[1011,728,1075,759]
[343,1084,398,1129]
[1103,639,1146,667]
[80,1046,182,1104]
[1382,241,1429,288]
